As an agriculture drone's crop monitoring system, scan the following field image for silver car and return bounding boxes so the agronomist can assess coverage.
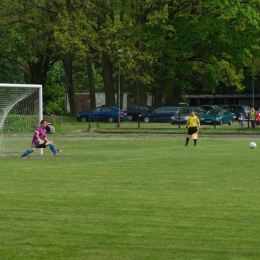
[171,107,206,125]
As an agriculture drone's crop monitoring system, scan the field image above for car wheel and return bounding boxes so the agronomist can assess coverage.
[128,115,133,121]
[143,116,150,123]
[80,116,88,122]
[228,119,233,126]
[108,116,115,123]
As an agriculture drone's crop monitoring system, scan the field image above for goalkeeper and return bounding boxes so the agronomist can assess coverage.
[20,120,61,158]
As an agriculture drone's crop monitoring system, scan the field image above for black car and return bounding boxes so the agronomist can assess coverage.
[140,106,181,122]
[222,105,251,120]
[126,104,155,121]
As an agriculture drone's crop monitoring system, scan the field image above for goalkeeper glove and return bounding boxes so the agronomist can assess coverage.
[38,139,44,145]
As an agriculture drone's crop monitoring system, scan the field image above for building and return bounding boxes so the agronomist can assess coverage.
[187,94,260,109]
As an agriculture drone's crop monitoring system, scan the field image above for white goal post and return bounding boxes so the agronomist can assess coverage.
[0,83,43,156]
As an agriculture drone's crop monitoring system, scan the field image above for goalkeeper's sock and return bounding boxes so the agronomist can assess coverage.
[21,149,32,157]
[50,144,56,154]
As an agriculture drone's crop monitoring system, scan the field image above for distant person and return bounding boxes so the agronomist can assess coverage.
[250,107,256,128]
[185,110,200,147]
[254,110,260,126]
[20,120,61,158]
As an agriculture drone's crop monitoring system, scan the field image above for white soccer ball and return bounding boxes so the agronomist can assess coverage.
[249,142,257,149]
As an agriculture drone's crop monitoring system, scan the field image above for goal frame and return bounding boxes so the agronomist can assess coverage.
[0,83,43,155]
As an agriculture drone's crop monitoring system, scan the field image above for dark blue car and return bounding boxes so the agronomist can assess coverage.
[77,106,128,123]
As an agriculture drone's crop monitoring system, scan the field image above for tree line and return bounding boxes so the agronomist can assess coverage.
[0,0,260,116]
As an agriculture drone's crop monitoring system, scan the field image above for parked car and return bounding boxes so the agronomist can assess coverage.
[126,104,155,121]
[171,107,206,125]
[214,104,226,108]
[140,106,181,122]
[76,106,128,123]
[200,105,220,111]
[222,105,251,120]
[178,102,189,107]
[200,108,233,125]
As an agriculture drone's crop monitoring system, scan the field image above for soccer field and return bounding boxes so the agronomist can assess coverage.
[1,136,260,259]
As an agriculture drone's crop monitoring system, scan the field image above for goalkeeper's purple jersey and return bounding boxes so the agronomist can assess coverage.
[32,126,46,143]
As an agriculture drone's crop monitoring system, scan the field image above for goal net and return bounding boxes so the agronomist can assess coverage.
[0,84,42,156]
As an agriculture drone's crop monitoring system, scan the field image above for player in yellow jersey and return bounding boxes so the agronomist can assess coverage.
[185,110,200,147]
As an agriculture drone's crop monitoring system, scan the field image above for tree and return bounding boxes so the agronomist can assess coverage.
[44,61,66,114]
[1,0,260,113]
[0,0,59,86]
[123,0,260,105]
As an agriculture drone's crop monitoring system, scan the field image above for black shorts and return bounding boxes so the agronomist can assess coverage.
[31,142,46,149]
[188,127,198,135]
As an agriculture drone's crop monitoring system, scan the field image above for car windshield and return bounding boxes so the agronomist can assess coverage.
[176,108,191,114]
[206,109,222,115]
[167,107,180,112]
[196,107,206,112]
[101,107,112,112]
[92,107,102,113]
[140,106,150,111]
[154,107,165,113]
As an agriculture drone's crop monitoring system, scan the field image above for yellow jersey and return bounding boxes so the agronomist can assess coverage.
[187,115,199,127]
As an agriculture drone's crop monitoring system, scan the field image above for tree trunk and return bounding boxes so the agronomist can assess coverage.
[61,53,77,117]
[28,49,58,86]
[154,80,166,107]
[28,60,44,85]
[172,86,182,105]
[133,79,146,104]
[86,59,96,109]
[120,73,124,109]
[101,52,115,106]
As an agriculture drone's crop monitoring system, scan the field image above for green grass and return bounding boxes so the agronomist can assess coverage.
[1,136,260,259]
